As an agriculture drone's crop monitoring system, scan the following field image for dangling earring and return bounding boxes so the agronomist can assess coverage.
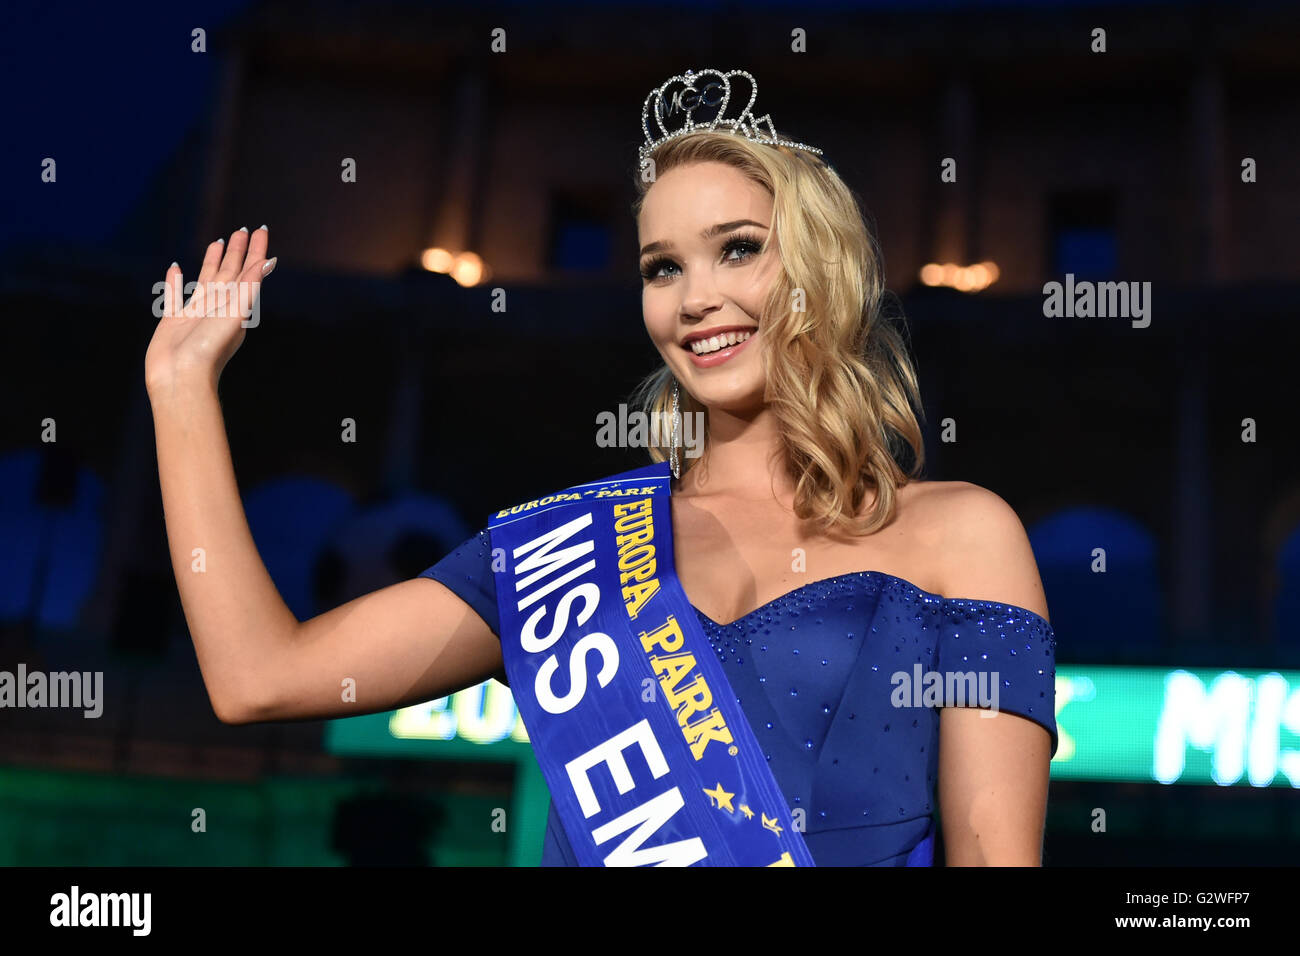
[669,378,682,480]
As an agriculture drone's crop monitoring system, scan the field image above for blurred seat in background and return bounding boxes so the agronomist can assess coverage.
[0,447,105,647]
[242,475,359,623]
[312,492,471,609]
[1027,505,1164,652]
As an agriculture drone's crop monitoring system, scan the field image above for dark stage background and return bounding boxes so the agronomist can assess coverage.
[1,0,1298,866]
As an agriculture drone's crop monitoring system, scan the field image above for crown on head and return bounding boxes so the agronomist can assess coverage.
[639,68,825,172]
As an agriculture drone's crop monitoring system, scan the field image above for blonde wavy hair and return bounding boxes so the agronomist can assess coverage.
[630,130,926,535]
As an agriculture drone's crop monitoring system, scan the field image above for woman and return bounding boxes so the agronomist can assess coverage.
[146,68,1056,867]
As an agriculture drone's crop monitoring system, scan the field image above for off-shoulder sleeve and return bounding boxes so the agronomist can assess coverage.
[417,528,499,635]
[416,528,509,686]
[934,597,1058,757]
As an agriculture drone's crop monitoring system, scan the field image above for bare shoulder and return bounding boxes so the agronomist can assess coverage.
[911,479,1050,619]
[916,479,1022,536]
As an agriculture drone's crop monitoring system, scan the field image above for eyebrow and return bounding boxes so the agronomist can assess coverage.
[638,219,769,257]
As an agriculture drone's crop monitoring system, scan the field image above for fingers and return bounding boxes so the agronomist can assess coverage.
[246,224,269,263]
[235,252,276,320]
[195,237,226,287]
[186,237,227,317]
[188,225,271,318]
[163,262,183,318]
[215,226,250,281]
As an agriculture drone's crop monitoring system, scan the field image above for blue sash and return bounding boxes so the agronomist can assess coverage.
[488,461,816,866]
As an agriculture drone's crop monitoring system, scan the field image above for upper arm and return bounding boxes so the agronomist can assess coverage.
[935,482,1052,865]
[235,577,504,724]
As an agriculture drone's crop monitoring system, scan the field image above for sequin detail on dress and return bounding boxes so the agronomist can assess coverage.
[419,529,1058,866]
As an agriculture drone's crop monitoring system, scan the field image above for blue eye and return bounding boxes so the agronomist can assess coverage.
[639,255,677,281]
[639,233,764,281]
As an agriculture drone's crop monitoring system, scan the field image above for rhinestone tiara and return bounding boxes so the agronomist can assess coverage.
[639,68,825,172]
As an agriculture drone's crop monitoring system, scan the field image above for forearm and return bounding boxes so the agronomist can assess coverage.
[943,820,1044,866]
[149,378,298,720]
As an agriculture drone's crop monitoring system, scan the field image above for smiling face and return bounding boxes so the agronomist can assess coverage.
[637,161,782,415]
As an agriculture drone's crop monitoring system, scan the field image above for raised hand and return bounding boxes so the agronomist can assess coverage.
[145,225,276,396]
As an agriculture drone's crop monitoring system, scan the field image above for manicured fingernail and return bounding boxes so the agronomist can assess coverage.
[239,226,249,233]
[258,224,268,231]
[262,257,277,275]
[170,261,179,270]
[216,238,224,244]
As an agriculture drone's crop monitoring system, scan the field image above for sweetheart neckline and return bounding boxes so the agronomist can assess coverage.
[686,568,1053,630]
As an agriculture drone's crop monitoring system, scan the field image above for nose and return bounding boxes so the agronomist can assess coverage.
[680,265,723,322]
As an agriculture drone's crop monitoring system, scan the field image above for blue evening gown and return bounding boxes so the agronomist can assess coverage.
[419,529,1058,866]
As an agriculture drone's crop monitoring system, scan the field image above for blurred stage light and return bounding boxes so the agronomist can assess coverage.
[919,260,1000,292]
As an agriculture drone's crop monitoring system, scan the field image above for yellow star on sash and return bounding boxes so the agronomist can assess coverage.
[703,783,735,813]
[761,813,783,835]
[739,804,754,819]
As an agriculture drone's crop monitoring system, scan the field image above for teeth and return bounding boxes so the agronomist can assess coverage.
[690,330,753,355]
